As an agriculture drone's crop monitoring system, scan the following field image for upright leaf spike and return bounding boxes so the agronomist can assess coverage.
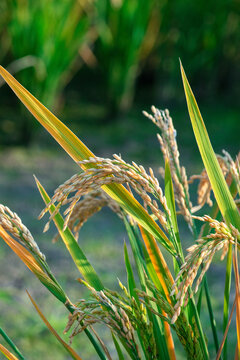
[180,61,240,230]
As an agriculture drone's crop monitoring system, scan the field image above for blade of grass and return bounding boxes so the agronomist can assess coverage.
[0,344,19,360]
[180,61,240,359]
[124,242,139,304]
[180,61,240,230]
[233,246,240,356]
[139,226,174,299]
[203,276,220,355]
[124,242,149,359]
[0,328,25,360]
[112,333,125,360]
[0,66,174,255]
[27,291,82,360]
[35,176,104,291]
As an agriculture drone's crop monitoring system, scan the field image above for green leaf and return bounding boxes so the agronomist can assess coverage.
[0,328,25,360]
[35,177,104,291]
[124,242,139,304]
[181,62,239,359]
[180,61,240,230]
[112,333,125,360]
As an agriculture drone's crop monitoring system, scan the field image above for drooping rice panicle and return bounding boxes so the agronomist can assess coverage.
[40,155,171,235]
[0,204,45,260]
[53,190,122,242]
[170,216,240,323]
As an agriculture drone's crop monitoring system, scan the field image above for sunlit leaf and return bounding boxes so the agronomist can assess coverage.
[180,62,240,230]
[180,62,240,360]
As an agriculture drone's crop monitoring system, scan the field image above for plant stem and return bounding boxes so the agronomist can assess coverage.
[223,244,233,360]
[204,276,220,354]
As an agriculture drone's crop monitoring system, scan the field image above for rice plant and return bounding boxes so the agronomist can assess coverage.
[0,64,239,359]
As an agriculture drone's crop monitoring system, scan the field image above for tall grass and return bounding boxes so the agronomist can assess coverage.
[0,64,240,359]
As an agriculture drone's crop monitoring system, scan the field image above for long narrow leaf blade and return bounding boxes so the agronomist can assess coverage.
[0,66,174,254]
[124,242,138,303]
[180,62,240,229]
[138,226,176,360]
[35,177,104,291]
[0,328,25,360]
[139,226,174,298]
[0,344,19,360]
[27,291,82,360]
[112,333,125,360]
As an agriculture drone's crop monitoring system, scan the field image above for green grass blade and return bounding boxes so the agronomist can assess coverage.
[0,328,25,360]
[35,177,104,291]
[180,62,239,358]
[124,242,139,304]
[0,66,174,256]
[203,276,220,355]
[180,62,240,230]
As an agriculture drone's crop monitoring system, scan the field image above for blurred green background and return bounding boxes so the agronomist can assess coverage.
[0,0,239,359]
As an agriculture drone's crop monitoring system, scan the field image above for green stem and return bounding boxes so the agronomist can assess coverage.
[223,244,233,360]
[0,327,26,360]
[204,276,220,355]
[189,292,209,360]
